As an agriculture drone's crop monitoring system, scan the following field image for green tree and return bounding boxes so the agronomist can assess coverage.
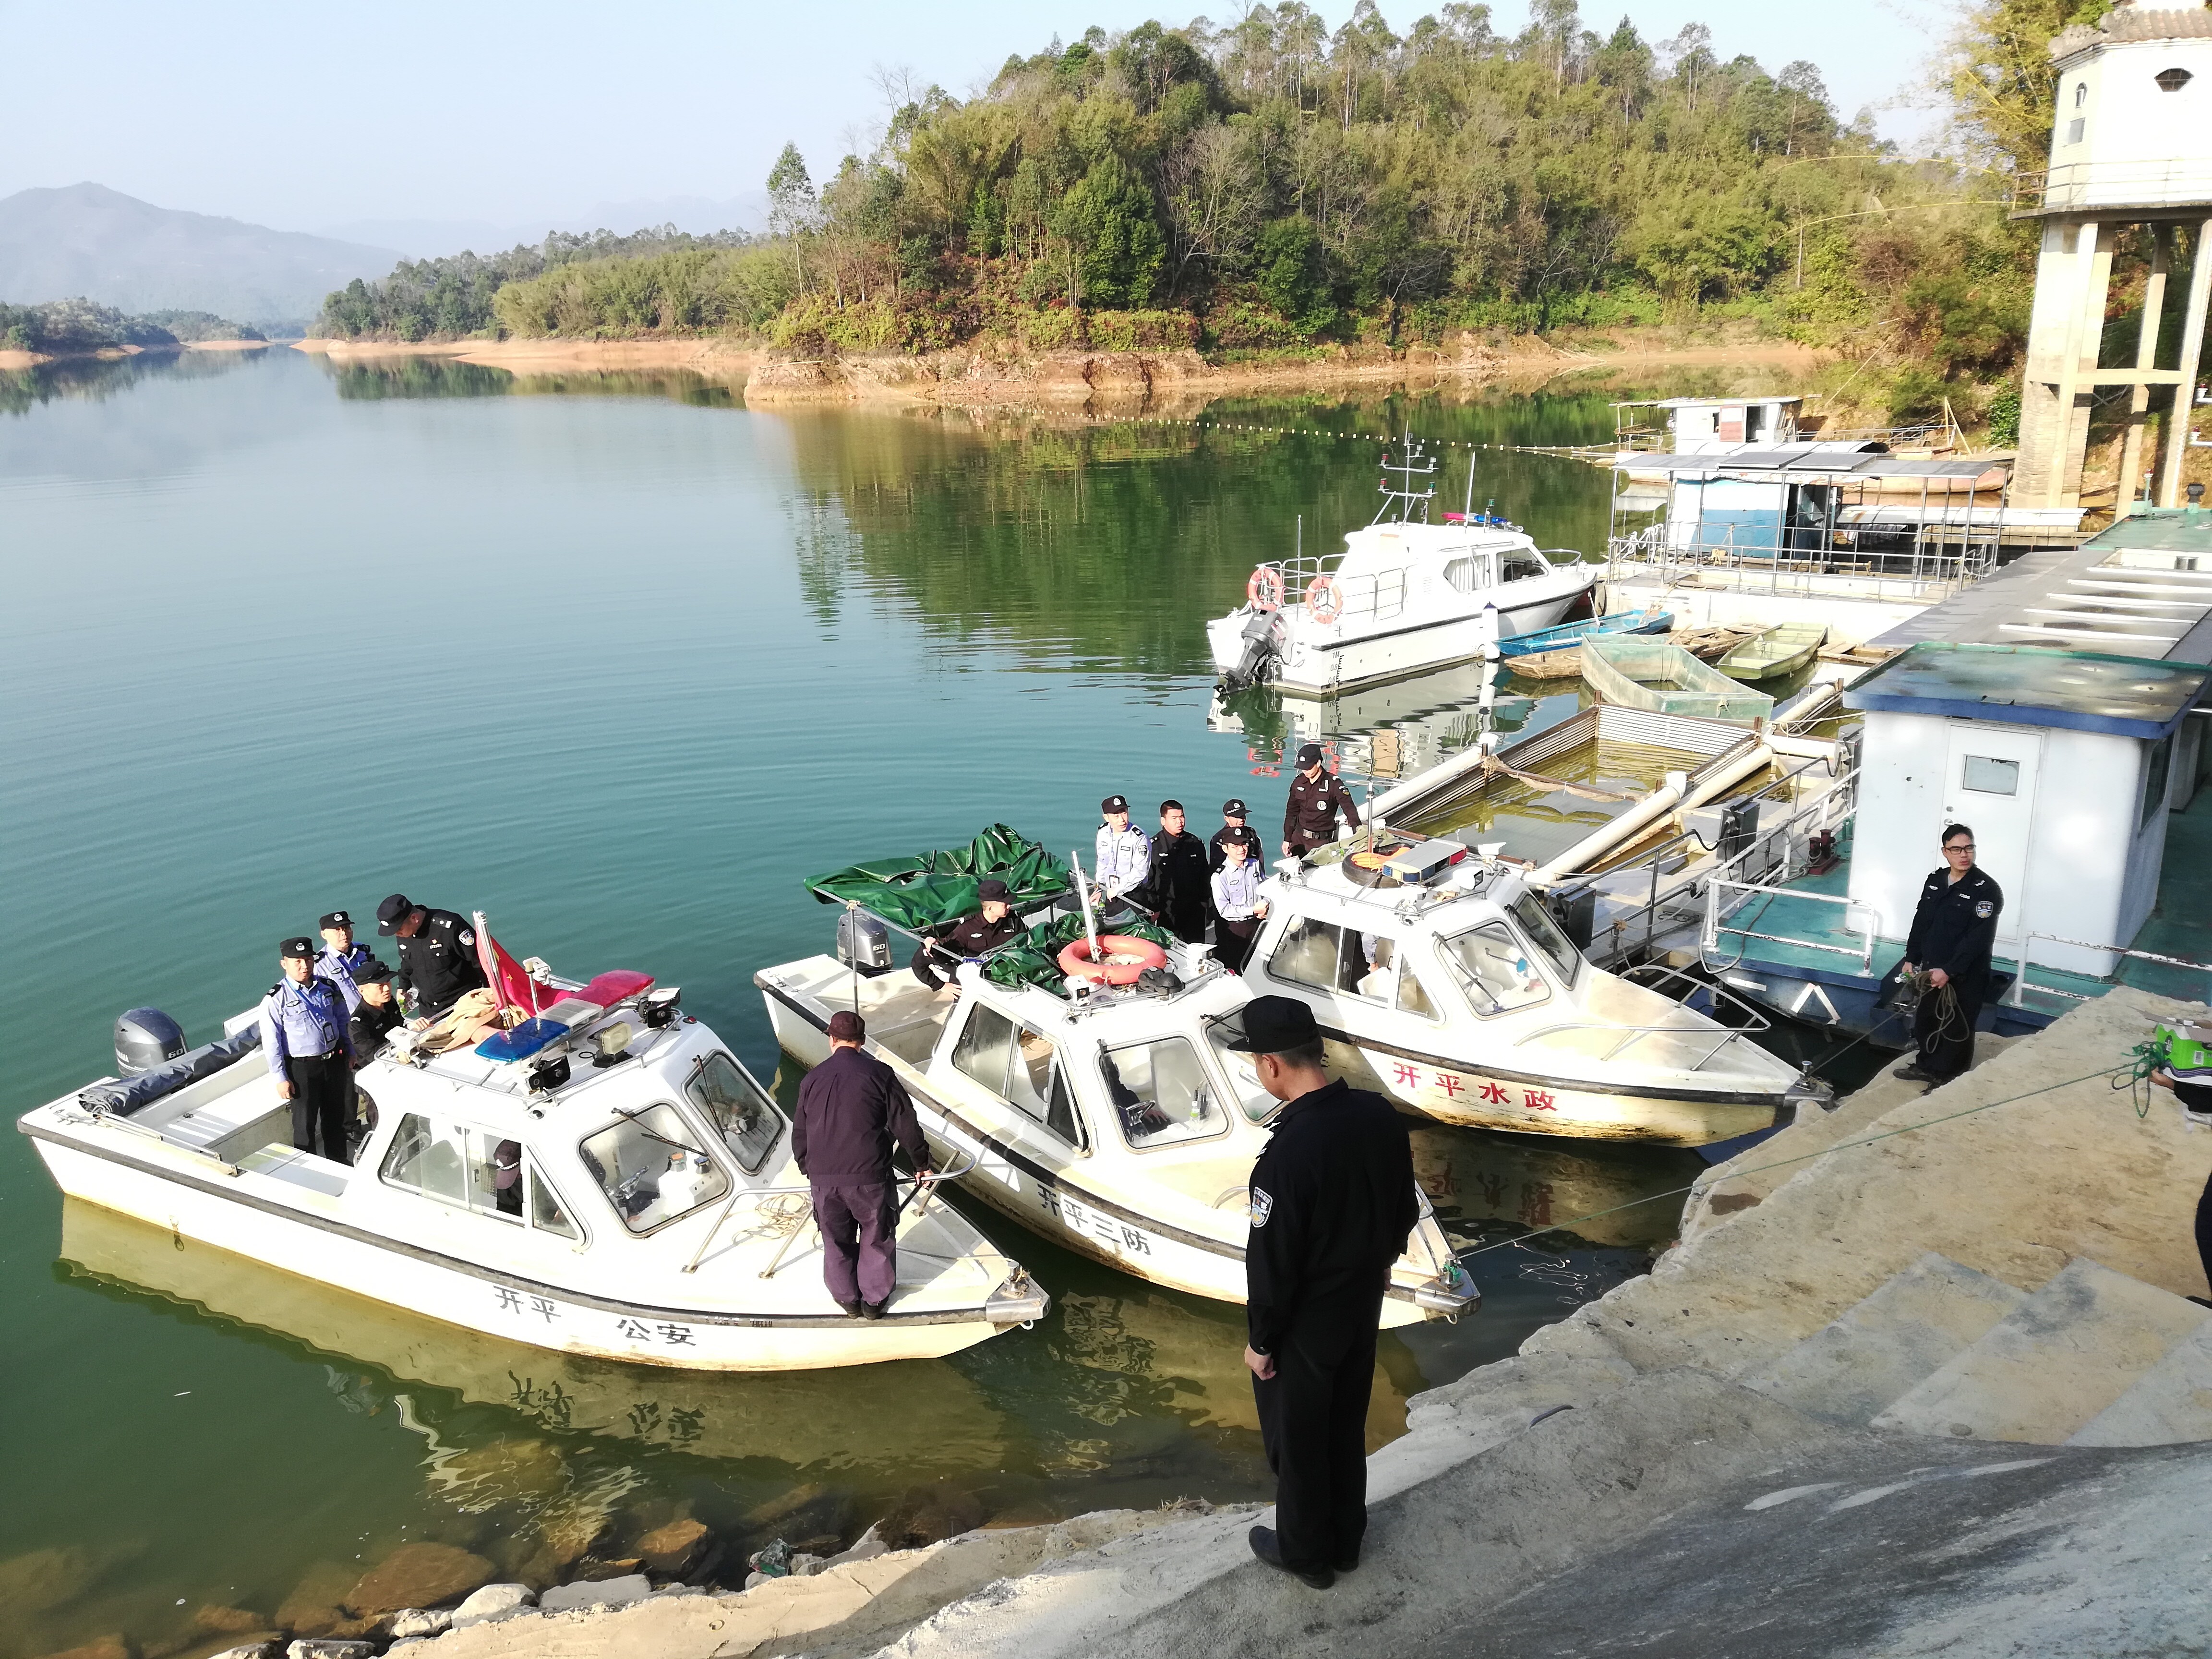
[1936,0,2110,174]
[1055,154,1166,307]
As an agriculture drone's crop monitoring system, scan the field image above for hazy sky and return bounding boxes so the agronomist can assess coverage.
[0,0,1950,244]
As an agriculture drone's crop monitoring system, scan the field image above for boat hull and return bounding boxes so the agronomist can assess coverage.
[1210,575,1597,697]
[761,987,1450,1329]
[23,1118,1024,1371]
[1321,1033,1789,1145]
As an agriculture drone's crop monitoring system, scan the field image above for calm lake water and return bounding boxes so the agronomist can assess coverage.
[0,346,1798,1656]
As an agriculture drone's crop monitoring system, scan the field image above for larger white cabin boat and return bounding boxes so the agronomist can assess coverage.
[755,948,1476,1329]
[20,978,1046,1371]
[1237,837,1830,1145]
[1209,439,1597,697]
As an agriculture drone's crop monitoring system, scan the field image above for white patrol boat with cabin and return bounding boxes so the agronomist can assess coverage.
[754,935,1475,1329]
[1238,836,1829,1145]
[1210,436,1598,697]
[19,972,1045,1371]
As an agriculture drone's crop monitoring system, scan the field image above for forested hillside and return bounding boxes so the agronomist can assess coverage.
[1,298,261,353]
[316,1,2116,422]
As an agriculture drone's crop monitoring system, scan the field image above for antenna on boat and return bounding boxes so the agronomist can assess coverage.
[1373,427,1438,525]
[1464,452,1477,520]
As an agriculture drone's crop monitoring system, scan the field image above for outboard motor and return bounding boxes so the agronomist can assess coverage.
[115,1008,186,1079]
[836,910,894,977]
[1219,611,1285,693]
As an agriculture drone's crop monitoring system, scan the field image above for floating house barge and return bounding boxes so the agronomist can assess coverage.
[1697,505,2212,1041]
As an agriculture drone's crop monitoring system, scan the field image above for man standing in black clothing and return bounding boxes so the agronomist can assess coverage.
[1282,744,1361,857]
[1137,800,1212,944]
[1231,996,1419,1590]
[1895,823,2003,1085]
[911,878,1024,992]
[376,893,488,1022]
[793,1010,933,1318]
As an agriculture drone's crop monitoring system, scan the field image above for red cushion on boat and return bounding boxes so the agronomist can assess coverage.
[575,970,655,1006]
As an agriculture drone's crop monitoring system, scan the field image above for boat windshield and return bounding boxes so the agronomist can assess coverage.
[1201,1011,1287,1124]
[1506,890,1583,986]
[1099,1036,1230,1150]
[579,1105,732,1235]
[684,1051,785,1174]
[1439,923,1551,1016]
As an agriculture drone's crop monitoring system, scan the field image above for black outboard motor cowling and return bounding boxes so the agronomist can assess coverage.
[1219,611,1285,692]
[116,1008,186,1078]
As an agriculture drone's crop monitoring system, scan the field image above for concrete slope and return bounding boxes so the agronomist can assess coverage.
[1875,1256,2211,1443]
[883,1370,1867,1659]
[1450,1438,2212,1659]
[1521,989,2212,1383]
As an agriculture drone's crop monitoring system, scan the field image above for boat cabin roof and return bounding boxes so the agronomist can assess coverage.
[1613,395,1806,411]
[1843,641,2212,740]
[1336,519,1543,574]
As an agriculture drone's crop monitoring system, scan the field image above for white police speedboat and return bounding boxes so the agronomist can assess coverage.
[755,934,1476,1330]
[20,971,1045,1371]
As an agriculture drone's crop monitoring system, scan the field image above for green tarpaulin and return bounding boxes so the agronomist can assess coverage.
[805,825,1072,931]
[984,913,1176,993]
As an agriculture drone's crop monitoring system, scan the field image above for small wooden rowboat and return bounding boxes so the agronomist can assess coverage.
[1717,623,1828,682]
[1581,636,1776,723]
[1499,605,1673,659]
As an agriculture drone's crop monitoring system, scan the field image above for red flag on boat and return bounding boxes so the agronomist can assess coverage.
[473,912,557,1017]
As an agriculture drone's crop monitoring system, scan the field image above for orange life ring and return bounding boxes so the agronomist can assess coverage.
[1058,934,1170,986]
[1247,565,1286,613]
[1306,576,1344,624]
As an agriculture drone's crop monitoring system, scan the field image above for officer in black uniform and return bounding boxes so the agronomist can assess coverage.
[349,960,405,1065]
[1231,996,1419,1590]
[376,893,488,1022]
[1895,823,2003,1085]
[911,878,1024,992]
[1135,800,1212,944]
[1208,798,1264,871]
[1282,743,1361,857]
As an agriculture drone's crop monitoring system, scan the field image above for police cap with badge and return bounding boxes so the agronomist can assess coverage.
[1223,798,1249,817]
[374,894,419,935]
[1102,794,1130,815]
[280,936,316,962]
[320,910,353,933]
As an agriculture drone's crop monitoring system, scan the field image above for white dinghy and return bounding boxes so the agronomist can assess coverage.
[1209,435,1597,697]
[1238,836,1831,1145]
[756,892,1476,1329]
[20,974,1046,1371]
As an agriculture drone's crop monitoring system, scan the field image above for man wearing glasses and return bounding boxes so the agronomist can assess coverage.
[1895,824,2003,1086]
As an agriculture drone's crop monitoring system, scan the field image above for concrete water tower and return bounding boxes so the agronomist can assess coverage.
[2013,1,2212,512]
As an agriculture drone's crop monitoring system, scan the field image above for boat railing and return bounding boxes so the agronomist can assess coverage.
[2013,161,2212,217]
[682,1145,979,1274]
[1604,524,1997,604]
[1508,962,1776,1070]
[1255,553,1410,625]
[2001,933,2212,1010]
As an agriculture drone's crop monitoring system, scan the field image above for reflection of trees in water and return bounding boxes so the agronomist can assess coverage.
[0,347,263,417]
[774,378,1741,677]
[317,357,740,407]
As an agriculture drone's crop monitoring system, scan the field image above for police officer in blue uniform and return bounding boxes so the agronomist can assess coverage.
[314,909,383,1012]
[260,937,356,1163]
[1895,823,2003,1085]
[376,893,487,1021]
[1231,996,1419,1590]
[1092,795,1152,916]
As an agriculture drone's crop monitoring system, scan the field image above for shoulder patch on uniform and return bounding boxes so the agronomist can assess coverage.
[1975,900,1994,918]
[458,929,475,947]
[1249,1187,1274,1227]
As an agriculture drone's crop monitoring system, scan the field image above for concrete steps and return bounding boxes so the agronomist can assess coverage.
[1742,1252,2212,1446]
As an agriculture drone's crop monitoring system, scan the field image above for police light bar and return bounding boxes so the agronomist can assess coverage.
[1381,839,1470,885]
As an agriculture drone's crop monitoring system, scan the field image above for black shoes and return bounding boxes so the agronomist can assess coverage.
[1248,1526,1333,1589]
[1333,1551,1360,1573]
[1892,1063,1940,1083]
[860,1299,888,1321]
[836,1299,865,1318]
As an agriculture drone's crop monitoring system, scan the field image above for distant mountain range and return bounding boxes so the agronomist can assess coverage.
[0,184,399,327]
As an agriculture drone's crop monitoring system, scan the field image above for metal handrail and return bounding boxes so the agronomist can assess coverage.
[2001,933,2212,1009]
[1508,962,1773,1070]
[1703,878,1880,974]
[681,1145,978,1274]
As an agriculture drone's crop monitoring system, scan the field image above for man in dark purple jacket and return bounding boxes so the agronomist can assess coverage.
[793,1010,933,1318]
